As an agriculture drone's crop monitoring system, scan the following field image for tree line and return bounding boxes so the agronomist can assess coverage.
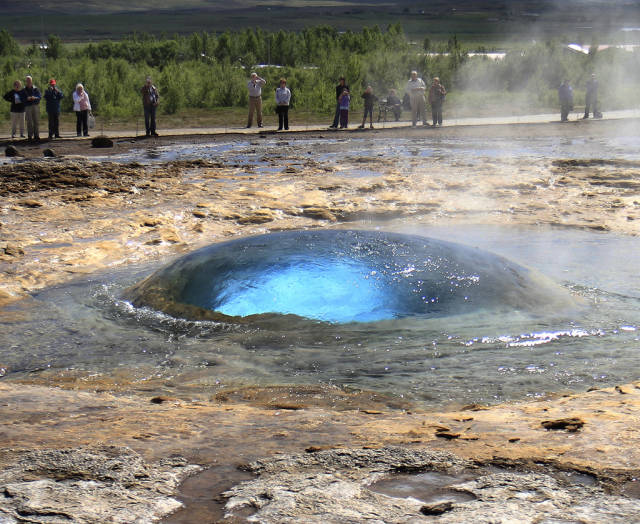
[1,26,639,121]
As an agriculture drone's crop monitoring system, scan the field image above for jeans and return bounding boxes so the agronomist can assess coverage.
[276,105,289,130]
[144,104,157,135]
[431,101,443,126]
[76,110,89,136]
[48,112,60,137]
[331,102,341,127]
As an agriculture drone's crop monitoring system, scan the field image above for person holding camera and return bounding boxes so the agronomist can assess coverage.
[141,76,159,137]
[44,78,64,139]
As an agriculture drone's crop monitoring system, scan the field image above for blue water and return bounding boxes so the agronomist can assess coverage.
[212,257,394,323]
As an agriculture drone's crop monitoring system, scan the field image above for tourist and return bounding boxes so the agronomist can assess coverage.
[246,72,266,128]
[275,78,291,131]
[329,76,349,129]
[428,77,447,127]
[140,76,159,137]
[583,73,600,119]
[3,80,25,139]
[358,86,377,129]
[22,75,41,142]
[385,89,402,121]
[338,88,350,129]
[43,78,64,139]
[558,80,574,122]
[72,83,91,137]
[406,71,427,127]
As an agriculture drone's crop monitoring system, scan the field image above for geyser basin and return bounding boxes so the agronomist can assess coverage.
[126,229,572,324]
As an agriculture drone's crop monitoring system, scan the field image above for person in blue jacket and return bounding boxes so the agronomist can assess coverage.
[43,78,64,139]
[21,75,41,142]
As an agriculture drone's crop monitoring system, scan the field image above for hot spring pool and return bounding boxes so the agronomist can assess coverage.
[1,225,638,409]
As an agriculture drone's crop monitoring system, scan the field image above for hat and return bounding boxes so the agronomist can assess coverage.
[49,79,56,85]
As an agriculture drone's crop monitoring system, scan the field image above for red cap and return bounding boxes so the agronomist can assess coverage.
[49,79,56,85]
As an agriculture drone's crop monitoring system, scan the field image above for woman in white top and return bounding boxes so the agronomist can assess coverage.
[275,78,291,131]
[72,83,92,137]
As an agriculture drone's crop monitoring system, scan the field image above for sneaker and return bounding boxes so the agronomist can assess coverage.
[284,127,289,130]
[55,135,61,138]
[152,132,159,137]
[329,125,337,129]
[358,124,364,129]
[20,134,25,138]
[257,124,263,128]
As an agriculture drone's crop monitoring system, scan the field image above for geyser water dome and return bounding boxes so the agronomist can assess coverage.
[126,230,573,324]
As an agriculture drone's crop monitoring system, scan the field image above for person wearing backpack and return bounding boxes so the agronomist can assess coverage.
[428,77,447,127]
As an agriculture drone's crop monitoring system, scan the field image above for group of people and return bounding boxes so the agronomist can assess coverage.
[4,75,160,141]
[558,73,601,122]
[244,71,447,132]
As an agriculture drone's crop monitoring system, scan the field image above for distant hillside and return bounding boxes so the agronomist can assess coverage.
[3,0,640,44]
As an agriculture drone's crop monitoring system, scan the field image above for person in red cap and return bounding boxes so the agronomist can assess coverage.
[44,78,64,139]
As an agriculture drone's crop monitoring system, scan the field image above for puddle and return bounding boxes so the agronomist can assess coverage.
[163,466,254,523]
[369,470,477,504]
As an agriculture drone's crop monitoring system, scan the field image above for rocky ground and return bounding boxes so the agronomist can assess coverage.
[0,120,639,522]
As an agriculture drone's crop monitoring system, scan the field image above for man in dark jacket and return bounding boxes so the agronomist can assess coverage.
[329,76,349,129]
[140,76,159,137]
[43,78,64,139]
[3,80,25,139]
[22,75,41,142]
[583,73,599,119]
[558,80,573,122]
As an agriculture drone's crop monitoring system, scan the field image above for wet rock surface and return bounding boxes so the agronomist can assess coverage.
[221,446,640,523]
[0,122,639,521]
[0,446,201,523]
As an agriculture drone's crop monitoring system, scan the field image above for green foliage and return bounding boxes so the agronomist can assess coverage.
[1,26,640,122]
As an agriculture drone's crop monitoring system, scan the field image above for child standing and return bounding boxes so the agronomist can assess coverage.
[359,86,377,129]
[338,88,350,129]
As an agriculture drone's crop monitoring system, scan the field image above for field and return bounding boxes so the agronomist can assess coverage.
[4,0,640,45]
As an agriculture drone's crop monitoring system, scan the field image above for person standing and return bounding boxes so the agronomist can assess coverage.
[3,80,25,139]
[140,76,159,137]
[583,73,599,119]
[329,76,349,129]
[428,77,447,127]
[22,75,41,142]
[72,83,91,137]
[406,71,427,127]
[385,89,402,121]
[338,88,350,129]
[275,78,291,131]
[246,72,266,128]
[558,80,574,122]
[358,86,377,129]
[43,78,64,139]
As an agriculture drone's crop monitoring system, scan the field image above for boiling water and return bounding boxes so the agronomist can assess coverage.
[1,224,638,409]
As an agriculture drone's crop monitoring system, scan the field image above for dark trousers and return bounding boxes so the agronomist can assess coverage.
[276,105,289,130]
[144,104,157,135]
[331,102,341,127]
[560,102,571,122]
[584,94,598,117]
[339,109,349,128]
[362,106,373,124]
[431,101,443,125]
[76,110,89,136]
[48,112,60,137]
